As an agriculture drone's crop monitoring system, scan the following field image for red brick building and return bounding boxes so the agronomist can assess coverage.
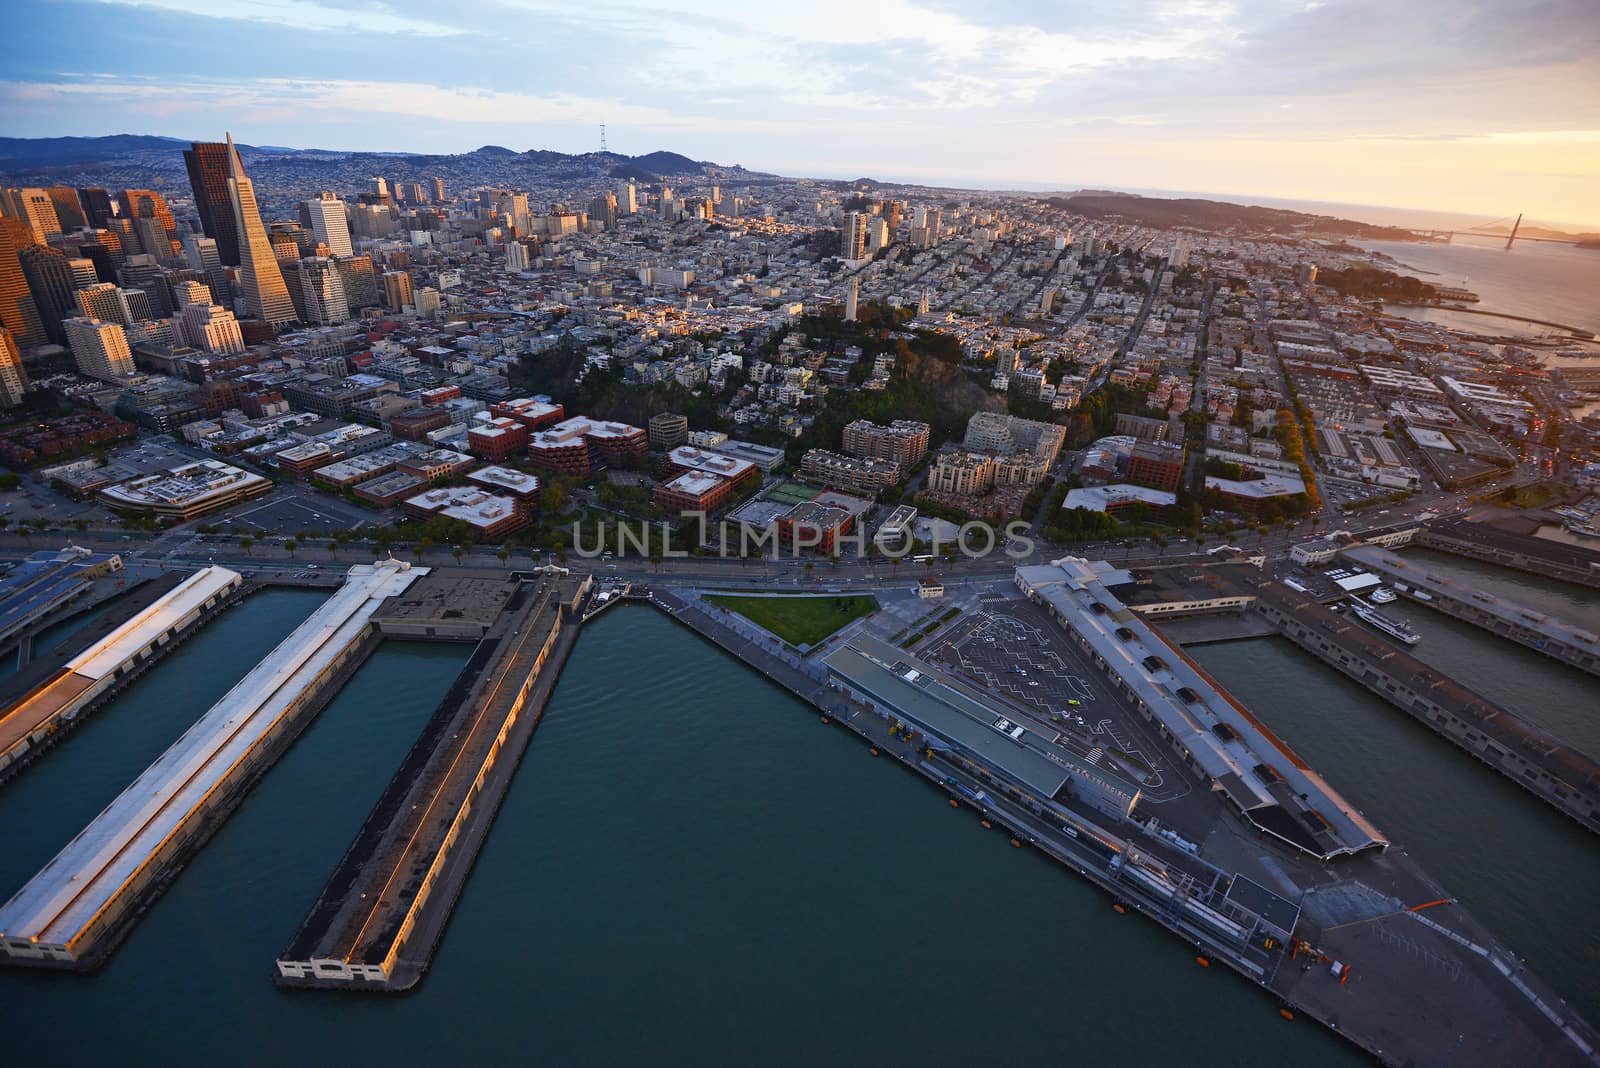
[467,416,528,461]
[1126,440,1185,493]
[776,501,855,554]
[654,472,739,515]
[526,415,648,478]
[490,397,565,432]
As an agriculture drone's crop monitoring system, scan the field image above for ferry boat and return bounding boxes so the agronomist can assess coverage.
[1347,598,1421,645]
[1369,586,1397,604]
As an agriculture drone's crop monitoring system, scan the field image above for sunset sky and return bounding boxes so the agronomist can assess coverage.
[4,0,1597,227]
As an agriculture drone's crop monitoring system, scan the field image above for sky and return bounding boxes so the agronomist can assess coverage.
[2,0,1598,228]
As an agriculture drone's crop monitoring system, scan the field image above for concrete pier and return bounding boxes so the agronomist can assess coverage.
[1251,578,1600,834]
[0,567,245,783]
[1343,545,1600,677]
[275,571,589,991]
[0,561,425,969]
[1419,517,1600,589]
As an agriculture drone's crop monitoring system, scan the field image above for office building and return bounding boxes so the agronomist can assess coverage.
[842,419,930,467]
[63,317,135,380]
[0,327,28,406]
[3,188,61,242]
[505,240,530,272]
[1126,439,1185,493]
[296,257,350,325]
[183,233,232,307]
[18,244,83,345]
[46,187,87,231]
[335,254,379,311]
[303,193,353,258]
[648,412,689,449]
[78,188,115,228]
[382,270,413,312]
[432,177,446,203]
[588,192,617,230]
[178,302,245,354]
[0,216,48,351]
[618,179,637,214]
[74,282,133,327]
[223,134,298,330]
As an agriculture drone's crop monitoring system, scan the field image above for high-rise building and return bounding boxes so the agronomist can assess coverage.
[116,255,173,318]
[178,302,245,354]
[335,254,379,311]
[431,177,446,204]
[183,142,243,266]
[172,279,213,307]
[18,244,80,345]
[658,186,677,221]
[78,188,115,229]
[842,419,931,466]
[618,179,637,214]
[303,193,354,258]
[46,187,88,231]
[0,326,27,406]
[296,257,350,325]
[116,189,178,260]
[382,269,413,311]
[0,216,47,351]
[414,286,441,319]
[183,233,232,307]
[63,317,135,380]
[75,282,131,326]
[588,192,617,230]
[841,212,869,260]
[370,177,389,198]
[224,134,299,330]
[3,188,62,242]
[505,240,530,272]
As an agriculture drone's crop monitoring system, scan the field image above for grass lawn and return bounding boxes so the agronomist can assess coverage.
[704,594,879,646]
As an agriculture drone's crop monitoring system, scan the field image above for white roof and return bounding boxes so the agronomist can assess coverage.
[68,567,241,680]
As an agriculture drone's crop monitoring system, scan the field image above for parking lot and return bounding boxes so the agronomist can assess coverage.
[924,598,1192,806]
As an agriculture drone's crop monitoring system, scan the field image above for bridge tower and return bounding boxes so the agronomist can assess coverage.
[1505,213,1522,250]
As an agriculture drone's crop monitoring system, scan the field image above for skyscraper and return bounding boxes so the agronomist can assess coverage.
[382,269,413,312]
[178,301,245,354]
[117,189,178,260]
[0,326,28,407]
[46,187,88,232]
[335,254,379,311]
[303,194,354,258]
[432,177,446,204]
[18,244,80,345]
[63,317,135,380]
[183,233,232,308]
[0,216,47,351]
[78,188,115,228]
[183,142,243,266]
[618,179,637,214]
[296,257,350,325]
[224,133,298,330]
[3,188,62,243]
[841,211,869,260]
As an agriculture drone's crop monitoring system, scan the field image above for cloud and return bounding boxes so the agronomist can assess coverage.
[87,0,468,36]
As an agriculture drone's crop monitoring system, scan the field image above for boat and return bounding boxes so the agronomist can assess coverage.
[1369,586,1397,604]
[1347,598,1421,645]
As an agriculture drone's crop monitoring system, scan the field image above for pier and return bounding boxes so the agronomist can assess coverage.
[275,570,589,991]
[1343,545,1600,677]
[0,560,425,969]
[1250,578,1600,834]
[0,566,244,783]
[1418,516,1600,590]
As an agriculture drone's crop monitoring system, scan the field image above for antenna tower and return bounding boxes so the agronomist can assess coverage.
[600,124,608,153]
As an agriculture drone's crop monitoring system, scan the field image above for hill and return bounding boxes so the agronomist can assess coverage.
[1047,193,1421,241]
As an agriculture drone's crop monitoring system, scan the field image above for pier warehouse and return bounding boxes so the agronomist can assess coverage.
[0,566,242,779]
[1014,558,1386,860]
[824,635,1141,821]
[0,561,424,968]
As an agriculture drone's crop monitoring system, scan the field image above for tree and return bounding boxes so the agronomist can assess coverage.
[284,539,297,558]
[497,549,510,565]
[240,536,254,556]
[451,546,464,565]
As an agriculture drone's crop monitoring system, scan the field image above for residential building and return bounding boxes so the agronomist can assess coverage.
[382,270,413,311]
[63,317,135,380]
[798,449,900,496]
[842,419,930,467]
[648,411,689,449]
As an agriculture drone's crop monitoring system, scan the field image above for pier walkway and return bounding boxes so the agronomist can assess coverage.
[0,561,424,969]
[1343,545,1600,677]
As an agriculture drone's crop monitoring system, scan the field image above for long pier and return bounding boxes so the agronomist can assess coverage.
[275,571,589,990]
[1251,579,1600,833]
[1343,545,1600,677]
[1418,517,1600,590]
[0,561,425,969]
[648,586,1599,1065]
[0,566,245,783]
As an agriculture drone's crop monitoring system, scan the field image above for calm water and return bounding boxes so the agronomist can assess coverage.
[0,574,1593,1063]
[1358,235,1600,338]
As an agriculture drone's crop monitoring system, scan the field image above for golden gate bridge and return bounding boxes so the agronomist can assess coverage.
[1409,213,1586,247]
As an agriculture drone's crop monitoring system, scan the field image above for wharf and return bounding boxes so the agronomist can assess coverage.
[0,567,245,784]
[1251,577,1600,833]
[1419,516,1600,589]
[275,570,590,990]
[1343,545,1600,677]
[647,586,1599,1066]
[0,561,424,969]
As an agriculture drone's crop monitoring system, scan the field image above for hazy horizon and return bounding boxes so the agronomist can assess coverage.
[3,0,1596,229]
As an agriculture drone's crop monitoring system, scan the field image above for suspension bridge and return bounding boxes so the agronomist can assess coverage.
[1409,213,1587,247]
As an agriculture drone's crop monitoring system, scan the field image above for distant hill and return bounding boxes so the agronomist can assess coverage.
[1047,193,1420,241]
[628,150,705,175]
[0,134,191,167]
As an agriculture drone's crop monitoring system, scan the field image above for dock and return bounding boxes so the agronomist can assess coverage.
[1343,545,1600,677]
[1418,516,1600,589]
[0,566,245,783]
[1251,577,1600,833]
[0,560,426,969]
[275,570,589,990]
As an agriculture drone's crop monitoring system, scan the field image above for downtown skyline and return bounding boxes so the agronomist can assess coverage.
[2,0,1597,228]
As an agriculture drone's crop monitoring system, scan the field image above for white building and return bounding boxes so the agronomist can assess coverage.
[63,317,135,381]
